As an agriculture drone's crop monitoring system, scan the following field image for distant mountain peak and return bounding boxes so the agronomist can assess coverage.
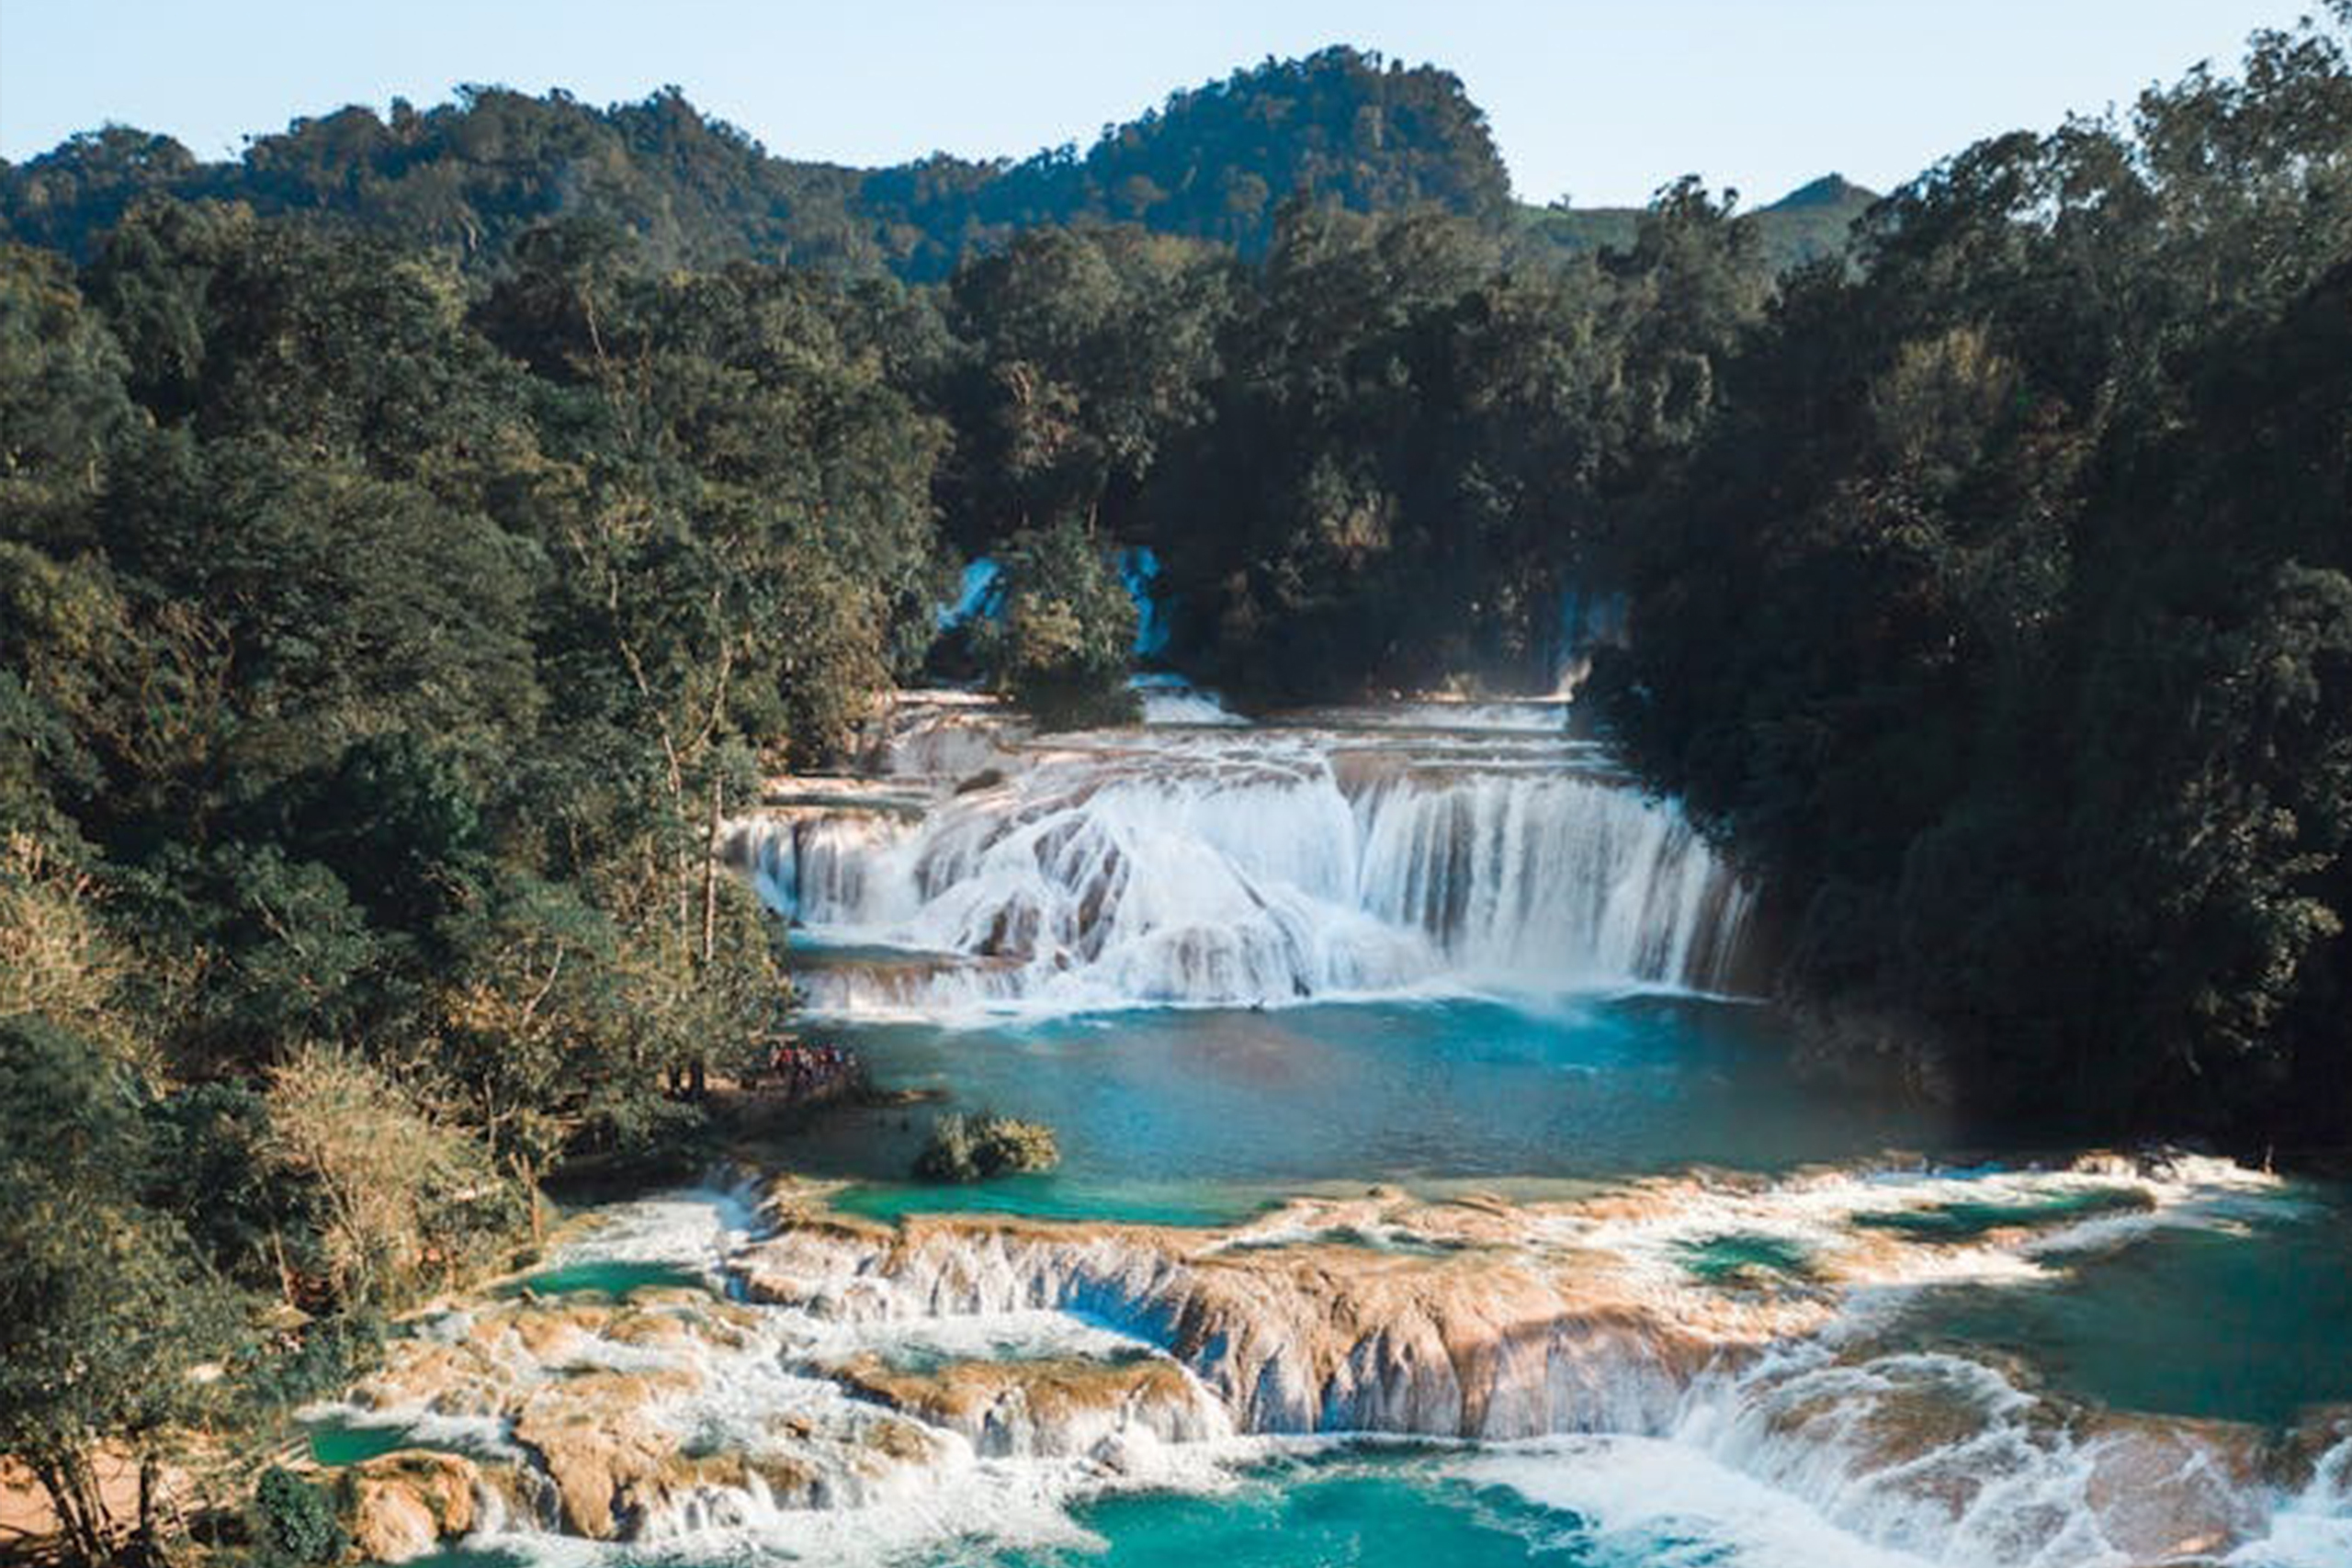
[1765,174,1874,211]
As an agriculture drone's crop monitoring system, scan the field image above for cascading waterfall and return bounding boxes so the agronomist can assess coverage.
[740,809,922,927]
[345,1163,2351,1567]
[339,694,2347,1568]
[1352,770,1748,987]
[727,714,1750,1017]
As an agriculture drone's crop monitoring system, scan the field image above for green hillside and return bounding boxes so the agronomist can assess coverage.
[0,48,1511,279]
[1521,172,1877,271]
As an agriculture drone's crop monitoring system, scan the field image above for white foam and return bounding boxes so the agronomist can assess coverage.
[2229,1434,2352,1568]
[1131,672,1248,727]
[337,1162,2329,1568]
[737,719,1749,1020]
[543,1184,761,1269]
[1463,1435,1938,1568]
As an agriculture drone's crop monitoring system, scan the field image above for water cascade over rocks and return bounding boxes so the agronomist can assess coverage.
[315,1160,2352,1566]
[311,692,2351,1566]
[726,694,1751,1018]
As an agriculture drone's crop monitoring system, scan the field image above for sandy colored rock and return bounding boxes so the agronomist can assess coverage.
[503,1304,615,1362]
[834,1351,1216,1455]
[2083,1416,2269,1564]
[350,1342,507,1418]
[614,1449,825,1526]
[301,1162,2307,1561]
[741,1194,1795,1438]
[601,1307,699,1351]
[343,1451,481,1562]
[511,1370,699,1539]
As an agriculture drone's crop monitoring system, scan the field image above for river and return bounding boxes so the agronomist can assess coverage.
[326,689,2352,1568]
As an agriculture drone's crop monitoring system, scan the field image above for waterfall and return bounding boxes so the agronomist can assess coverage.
[1129,671,1245,726]
[1353,772,1748,988]
[1120,547,1172,658]
[729,716,1750,1017]
[939,558,1002,629]
[316,1165,2340,1568]
[732,809,923,926]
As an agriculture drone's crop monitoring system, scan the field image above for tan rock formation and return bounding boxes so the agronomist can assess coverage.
[737,1194,1816,1439]
[832,1351,1220,1455]
[343,1451,481,1562]
[307,1164,2312,1562]
[2082,1416,2269,1564]
[511,1370,699,1539]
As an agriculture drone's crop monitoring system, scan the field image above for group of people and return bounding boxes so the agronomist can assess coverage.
[757,1038,862,1103]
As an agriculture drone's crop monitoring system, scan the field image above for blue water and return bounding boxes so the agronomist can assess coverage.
[496,1260,707,1298]
[991,1454,1595,1568]
[1896,1183,2352,1425]
[396,1448,1844,1568]
[785,996,1948,1224]
[308,1415,428,1468]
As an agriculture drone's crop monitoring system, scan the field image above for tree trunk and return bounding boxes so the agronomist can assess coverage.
[693,770,722,1101]
[270,1226,297,1311]
[518,1151,544,1246]
[35,1450,112,1564]
[135,1449,162,1565]
[78,1453,114,1566]
[702,770,723,968]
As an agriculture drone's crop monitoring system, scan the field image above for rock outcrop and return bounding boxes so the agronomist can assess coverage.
[342,1452,484,1562]
[736,1190,1824,1440]
[831,1351,1224,1456]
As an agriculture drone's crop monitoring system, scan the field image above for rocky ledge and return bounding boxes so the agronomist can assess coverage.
[322,1162,2347,1565]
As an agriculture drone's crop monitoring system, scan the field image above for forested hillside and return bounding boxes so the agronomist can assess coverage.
[0,49,1511,279]
[0,46,1855,282]
[0,201,953,1552]
[1598,20,2352,1138]
[1521,173,1877,272]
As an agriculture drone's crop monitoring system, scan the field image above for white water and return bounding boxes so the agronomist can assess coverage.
[2231,1436,2352,1567]
[350,688,2346,1567]
[319,1188,1261,1565]
[1464,1438,1938,1568]
[334,1164,2351,1567]
[1129,671,1246,726]
[731,710,1749,1019]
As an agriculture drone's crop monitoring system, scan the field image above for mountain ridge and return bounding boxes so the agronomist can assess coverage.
[2,47,1872,278]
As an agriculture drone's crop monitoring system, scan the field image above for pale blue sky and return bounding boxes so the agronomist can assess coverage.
[0,1,2312,206]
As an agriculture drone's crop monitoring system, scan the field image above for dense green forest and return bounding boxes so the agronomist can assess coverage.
[0,47,1855,282]
[0,49,1510,278]
[1,14,2348,1561]
[1599,21,2352,1142]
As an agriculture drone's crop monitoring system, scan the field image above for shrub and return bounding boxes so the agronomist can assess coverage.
[240,1314,388,1412]
[913,1111,1061,1182]
[254,1465,346,1563]
[264,1048,518,1307]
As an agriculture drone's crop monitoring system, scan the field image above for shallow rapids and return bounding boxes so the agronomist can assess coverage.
[326,1161,2352,1568]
